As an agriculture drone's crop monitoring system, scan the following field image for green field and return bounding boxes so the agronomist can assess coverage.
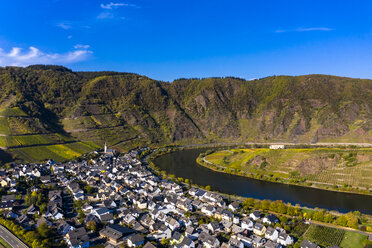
[4,134,76,147]
[0,137,6,148]
[0,107,27,117]
[339,231,368,248]
[0,105,100,162]
[303,225,345,247]
[202,148,372,190]
[9,141,100,162]
[0,117,10,135]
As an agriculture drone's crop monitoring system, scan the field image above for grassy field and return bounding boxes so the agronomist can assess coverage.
[3,133,77,147]
[202,148,372,190]
[303,224,345,247]
[0,117,10,135]
[0,107,27,117]
[339,231,368,248]
[0,137,6,148]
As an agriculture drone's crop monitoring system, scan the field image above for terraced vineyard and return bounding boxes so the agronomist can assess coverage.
[202,148,372,190]
[303,225,345,247]
[0,105,100,162]
[0,66,371,163]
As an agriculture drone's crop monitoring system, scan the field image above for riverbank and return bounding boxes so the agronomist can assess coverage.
[196,147,372,197]
[146,148,372,239]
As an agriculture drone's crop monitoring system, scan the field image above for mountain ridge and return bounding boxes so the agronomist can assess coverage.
[0,65,371,162]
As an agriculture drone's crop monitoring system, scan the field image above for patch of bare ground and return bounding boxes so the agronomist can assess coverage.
[250,155,264,166]
[297,155,339,175]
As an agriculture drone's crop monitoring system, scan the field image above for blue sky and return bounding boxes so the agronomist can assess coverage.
[1,0,372,81]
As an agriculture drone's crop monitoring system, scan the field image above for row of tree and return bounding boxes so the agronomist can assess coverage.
[242,198,363,230]
[0,217,63,248]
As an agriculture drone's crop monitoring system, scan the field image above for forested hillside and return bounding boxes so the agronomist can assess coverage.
[0,65,371,162]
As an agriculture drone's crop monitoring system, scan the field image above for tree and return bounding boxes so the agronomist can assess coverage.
[84,185,96,194]
[86,220,97,232]
[345,212,359,229]
[37,223,50,239]
[25,231,40,244]
[205,185,211,191]
[312,211,325,222]
[335,215,348,226]
[277,202,287,214]
[269,201,278,212]
[39,203,47,214]
[161,238,170,246]
[243,198,255,209]
[324,214,334,223]
[32,240,43,248]
[260,200,271,210]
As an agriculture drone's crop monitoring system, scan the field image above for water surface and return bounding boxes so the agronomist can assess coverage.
[154,148,372,214]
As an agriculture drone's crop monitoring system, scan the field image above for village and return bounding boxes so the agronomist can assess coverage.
[0,147,321,248]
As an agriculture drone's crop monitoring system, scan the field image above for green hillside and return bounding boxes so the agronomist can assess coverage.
[0,65,371,162]
[202,148,372,190]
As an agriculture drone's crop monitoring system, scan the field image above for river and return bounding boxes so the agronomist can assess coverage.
[154,148,372,214]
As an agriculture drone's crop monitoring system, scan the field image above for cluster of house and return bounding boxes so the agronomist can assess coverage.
[0,148,301,248]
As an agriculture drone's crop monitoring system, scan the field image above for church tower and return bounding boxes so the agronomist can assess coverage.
[104,142,107,153]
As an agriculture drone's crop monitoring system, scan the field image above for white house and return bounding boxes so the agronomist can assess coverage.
[269,144,285,149]
[277,232,293,246]
[265,227,279,241]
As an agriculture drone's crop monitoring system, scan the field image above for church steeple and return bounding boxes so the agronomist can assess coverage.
[104,142,107,153]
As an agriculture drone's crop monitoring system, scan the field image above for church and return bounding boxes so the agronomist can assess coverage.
[103,142,116,156]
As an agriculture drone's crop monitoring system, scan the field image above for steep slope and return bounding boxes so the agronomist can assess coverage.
[0,65,371,162]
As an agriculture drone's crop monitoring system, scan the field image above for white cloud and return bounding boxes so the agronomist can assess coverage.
[57,22,72,30]
[74,44,90,49]
[296,27,333,32]
[100,2,128,9]
[56,22,91,30]
[0,46,92,67]
[98,2,138,19]
[275,27,334,33]
[97,11,115,19]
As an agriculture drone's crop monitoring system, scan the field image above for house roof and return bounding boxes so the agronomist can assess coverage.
[171,231,182,241]
[68,227,88,241]
[265,226,277,235]
[301,240,319,248]
[100,224,134,240]
[128,234,144,244]
[143,242,156,248]
[266,214,278,222]
[99,213,114,221]
[1,195,16,202]
[95,207,110,215]
[0,202,13,209]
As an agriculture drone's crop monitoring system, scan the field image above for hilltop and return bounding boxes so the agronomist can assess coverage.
[0,65,371,162]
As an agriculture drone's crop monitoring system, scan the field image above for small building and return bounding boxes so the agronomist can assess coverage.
[127,234,145,247]
[249,210,261,221]
[65,227,90,248]
[277,232,293,246]
[103,143,116,156]
[265,226,279,241]
[99,224,134,244]
[269,144,285,149]
[253,222,266,236]
[301,240,320,248]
